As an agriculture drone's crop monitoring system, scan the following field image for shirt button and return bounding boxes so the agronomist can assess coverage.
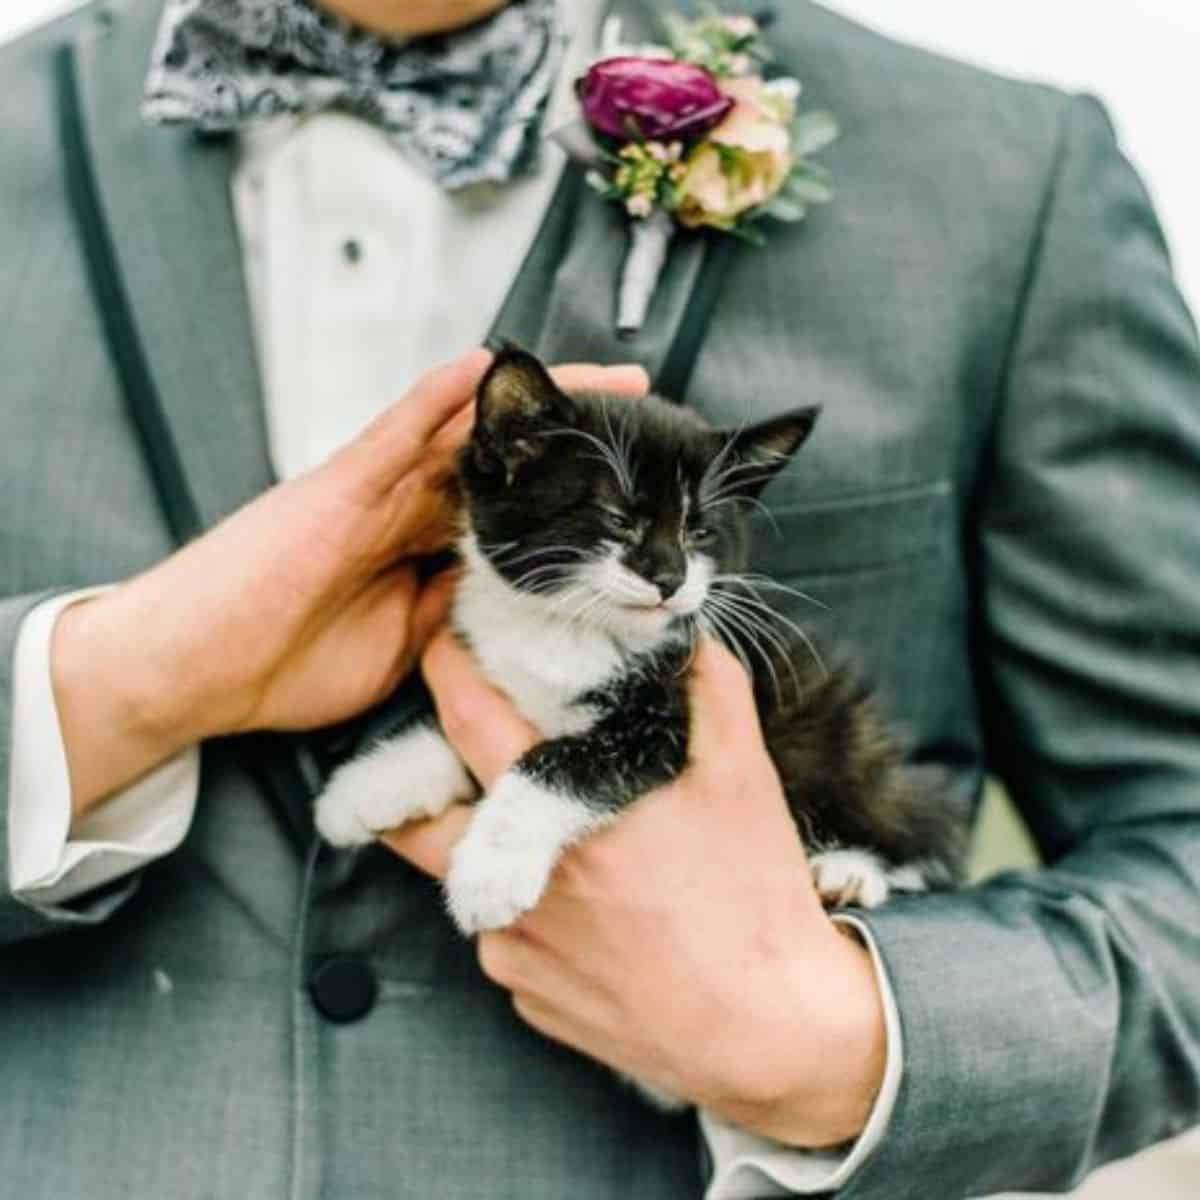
[308,955,378,1023]
[341,238,363,265]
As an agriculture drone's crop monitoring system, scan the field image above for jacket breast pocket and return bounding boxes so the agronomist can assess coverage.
[746,480,960,732]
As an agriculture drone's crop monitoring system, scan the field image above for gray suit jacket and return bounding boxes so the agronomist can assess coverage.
[2,2,1199,1197]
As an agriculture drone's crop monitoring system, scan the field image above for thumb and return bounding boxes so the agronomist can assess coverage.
[687,637,765,752]
[340,348,491,499]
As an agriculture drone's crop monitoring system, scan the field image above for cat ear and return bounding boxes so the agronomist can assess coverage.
[477,344,573,430]
[706,406,820,501]
[473,345,574,483]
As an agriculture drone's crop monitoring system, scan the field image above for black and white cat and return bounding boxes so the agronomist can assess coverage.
[316,347,964,938]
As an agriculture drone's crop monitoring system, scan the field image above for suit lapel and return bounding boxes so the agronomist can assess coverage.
[69,1,274,533]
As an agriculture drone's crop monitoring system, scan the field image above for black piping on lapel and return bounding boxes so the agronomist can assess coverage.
[656,234,737,402]
[486,162,585,345]
[56,44,201,547]
[71,2,276,532]
[57,36,316,857]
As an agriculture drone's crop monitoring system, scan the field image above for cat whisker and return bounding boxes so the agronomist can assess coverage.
[709,583,821,661]
[711,584,830,675]
[710,573,829,612]
[674,616,702,678]
[477,539,520,558]
[706,587,827,685]
[548,580,611,629]
[708,493,780,536]
[702,591,801,701]
[509,564,573,590]
[601,402,639,498]
[698,422,748,508]
[698,605,780,705]
[702,464,785,508]
[488,543,591,570]
[542,426,636,499]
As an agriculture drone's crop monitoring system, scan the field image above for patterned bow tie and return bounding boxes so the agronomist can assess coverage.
[142,0,568,190]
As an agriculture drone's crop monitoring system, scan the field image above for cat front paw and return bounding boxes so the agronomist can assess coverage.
[445,833,557,934]
[444,772,601,935]
[810,848,891,909]
[315,724,473,848]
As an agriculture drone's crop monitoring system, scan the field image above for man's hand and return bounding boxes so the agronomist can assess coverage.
[384,632,887,1149]
[52,351,648,817]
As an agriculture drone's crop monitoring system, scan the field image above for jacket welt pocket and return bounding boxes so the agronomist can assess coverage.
[751,480,953,579]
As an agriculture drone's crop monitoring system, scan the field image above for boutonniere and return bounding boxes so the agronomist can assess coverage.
[553,6,838,339]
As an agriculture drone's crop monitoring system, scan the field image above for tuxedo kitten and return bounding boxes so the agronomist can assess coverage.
[316,346,964,939]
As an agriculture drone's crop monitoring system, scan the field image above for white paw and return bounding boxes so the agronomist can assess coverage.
[811,848,891,909]
[315,725,474,848]
[444,772,602,934]
[445,830,559,934]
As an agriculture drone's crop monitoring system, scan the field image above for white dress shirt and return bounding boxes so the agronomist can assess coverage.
[5,3,899,1193]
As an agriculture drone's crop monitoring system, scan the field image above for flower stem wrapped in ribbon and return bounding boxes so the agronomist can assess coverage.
[555,6,838,338]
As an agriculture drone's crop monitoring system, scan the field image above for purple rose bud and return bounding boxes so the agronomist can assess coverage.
[578,56,734,143]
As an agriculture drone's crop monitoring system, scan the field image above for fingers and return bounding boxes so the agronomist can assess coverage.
[550,362,650,398]
[687,637,764,751]
[421,627,539,789]
[380,802,473,880]
[342,349,493,497]
[336,353,647,503]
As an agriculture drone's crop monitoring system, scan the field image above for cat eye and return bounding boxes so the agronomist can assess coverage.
[689,525,716,543]
[602,509,638,536]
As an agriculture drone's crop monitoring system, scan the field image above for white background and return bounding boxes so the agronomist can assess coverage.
[3,0,1199,309]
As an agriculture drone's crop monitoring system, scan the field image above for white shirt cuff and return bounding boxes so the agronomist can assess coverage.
[7,589,201,909]
[700,914,902,1198]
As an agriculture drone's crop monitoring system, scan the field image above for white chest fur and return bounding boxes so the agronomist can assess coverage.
[454,539,625,738]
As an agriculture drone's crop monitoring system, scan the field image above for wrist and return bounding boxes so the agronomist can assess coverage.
[52,588,207,817]
[704,917,887,1149]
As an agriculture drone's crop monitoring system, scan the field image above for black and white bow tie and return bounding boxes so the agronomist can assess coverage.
[142,0,568,190]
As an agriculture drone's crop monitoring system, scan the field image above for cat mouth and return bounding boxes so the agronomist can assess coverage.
[619,599,699,619]
[617,601,675,622]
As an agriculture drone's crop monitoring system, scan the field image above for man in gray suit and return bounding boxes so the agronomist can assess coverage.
[2,1,1199,1197]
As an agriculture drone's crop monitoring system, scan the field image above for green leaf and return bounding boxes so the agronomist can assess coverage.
[787,174,834,204]
[660,13,691,54]
[763,196,807,222]
[725,222,768,247]
[789,160,832,187]
[792,110,839,156]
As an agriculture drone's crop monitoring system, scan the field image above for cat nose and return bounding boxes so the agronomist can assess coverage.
[651,567,686,600]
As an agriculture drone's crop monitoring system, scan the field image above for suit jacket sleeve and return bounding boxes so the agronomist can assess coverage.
[840,93,1200,1200]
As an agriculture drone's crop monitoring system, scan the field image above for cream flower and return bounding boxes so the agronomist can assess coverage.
[675,76,793,229]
